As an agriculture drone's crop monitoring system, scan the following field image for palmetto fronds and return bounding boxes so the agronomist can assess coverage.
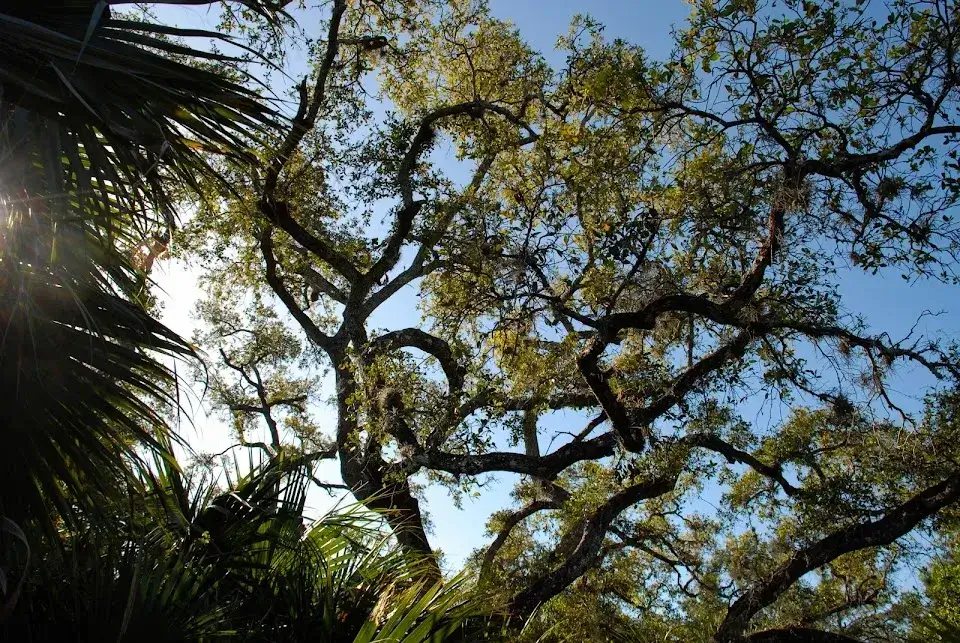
[0,0,279,527]
[3,457,503,642]
[1,0,278,231]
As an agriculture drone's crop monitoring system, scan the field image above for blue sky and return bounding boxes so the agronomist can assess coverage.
[153,0,960,573]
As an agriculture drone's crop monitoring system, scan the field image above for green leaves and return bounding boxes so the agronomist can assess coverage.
[5,452,502,641]
[0,0,281,536]
[0,202,194,527]
[0,2,276,216]
[148,0,960,639]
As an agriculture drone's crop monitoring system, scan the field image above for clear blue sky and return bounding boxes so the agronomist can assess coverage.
[153,0,960,573]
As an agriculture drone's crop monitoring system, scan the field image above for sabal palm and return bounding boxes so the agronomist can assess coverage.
[3,456,501,642]
[0,0,277,625]
[0,0,275,527]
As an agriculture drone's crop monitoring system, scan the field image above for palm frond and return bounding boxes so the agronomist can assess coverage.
[5,454,505,641]
[0,0,282,529]
[1,0,279,235]
[3,529,232,641]
[0,210,193,526]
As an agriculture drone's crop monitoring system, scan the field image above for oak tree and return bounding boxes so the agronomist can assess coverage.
[180,0,960,639]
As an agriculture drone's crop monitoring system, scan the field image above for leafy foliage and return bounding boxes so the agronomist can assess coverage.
[0,0,282,528]
[1,3,504,640]
[7,0,960,640]
[2,455,500,641]
[175,0,960,640]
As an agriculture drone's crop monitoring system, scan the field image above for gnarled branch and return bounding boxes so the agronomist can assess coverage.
[714,470,960,642]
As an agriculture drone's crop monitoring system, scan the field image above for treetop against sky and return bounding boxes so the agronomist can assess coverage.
[149,0,960,637]
[155,0,700,563]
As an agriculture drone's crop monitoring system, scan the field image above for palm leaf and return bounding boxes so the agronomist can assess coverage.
[4,454,505,641]
[1,0,279,231]
[0,0,283,530]
[2,529,232,641]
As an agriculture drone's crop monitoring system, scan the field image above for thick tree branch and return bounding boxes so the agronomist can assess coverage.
[368,328,466,400]
[804,125,960,178]
[634,330,754,428]
[714,470,960,642]
[259,227,335,353]
[408,432,617,479]
[257,1,364,284]
[688,433,800,497]
[365,104,534,288]
[368,327,467,442]
[508,466,684,620]
[577,333,643,451]
[263,0,345,194]
[569,190,784,453]
[481,500,559,579]
[264,202,363,283]
[362,155,494,318]
[298,262,348,304]
[745,628,865,643]
[724,198,787,308]
[579,329,754,453]
[596,196,786,337]
[412,332,756,482]
[330,344,438,572]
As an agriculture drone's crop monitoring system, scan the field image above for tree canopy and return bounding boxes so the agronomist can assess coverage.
[70,0,960,640]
